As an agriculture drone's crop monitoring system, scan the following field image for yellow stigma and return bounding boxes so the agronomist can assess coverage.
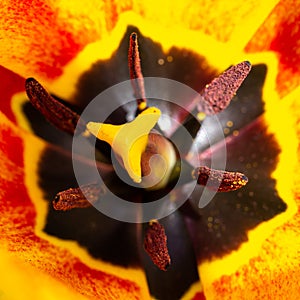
[86,107,161,183]
[138,101,147,111]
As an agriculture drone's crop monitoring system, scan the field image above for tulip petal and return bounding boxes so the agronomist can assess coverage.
[0,112,149,299]
[192,86,300,300]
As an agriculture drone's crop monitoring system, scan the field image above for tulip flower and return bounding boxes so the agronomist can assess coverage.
[0,1,299,300]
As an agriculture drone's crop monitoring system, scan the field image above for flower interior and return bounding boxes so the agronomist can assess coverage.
[25,32,251,272]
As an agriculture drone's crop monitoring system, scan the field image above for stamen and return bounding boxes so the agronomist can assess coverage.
[197,61,252,115]
[53,182,105,211]
[128,32,147,112]
[192,166,248,192]
[144,220,171,271]
[25,78,86,135]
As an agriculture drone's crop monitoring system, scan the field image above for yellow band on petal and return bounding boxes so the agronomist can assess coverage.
[87,107,161,183]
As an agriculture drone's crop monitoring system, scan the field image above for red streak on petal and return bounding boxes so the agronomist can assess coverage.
[269,13,300,97]
[192,292,207,300]
[245,0,300,98]
[34,30,82,78]
[104,0,119,31]
[0,66,25,123]
[0,124,36,233]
